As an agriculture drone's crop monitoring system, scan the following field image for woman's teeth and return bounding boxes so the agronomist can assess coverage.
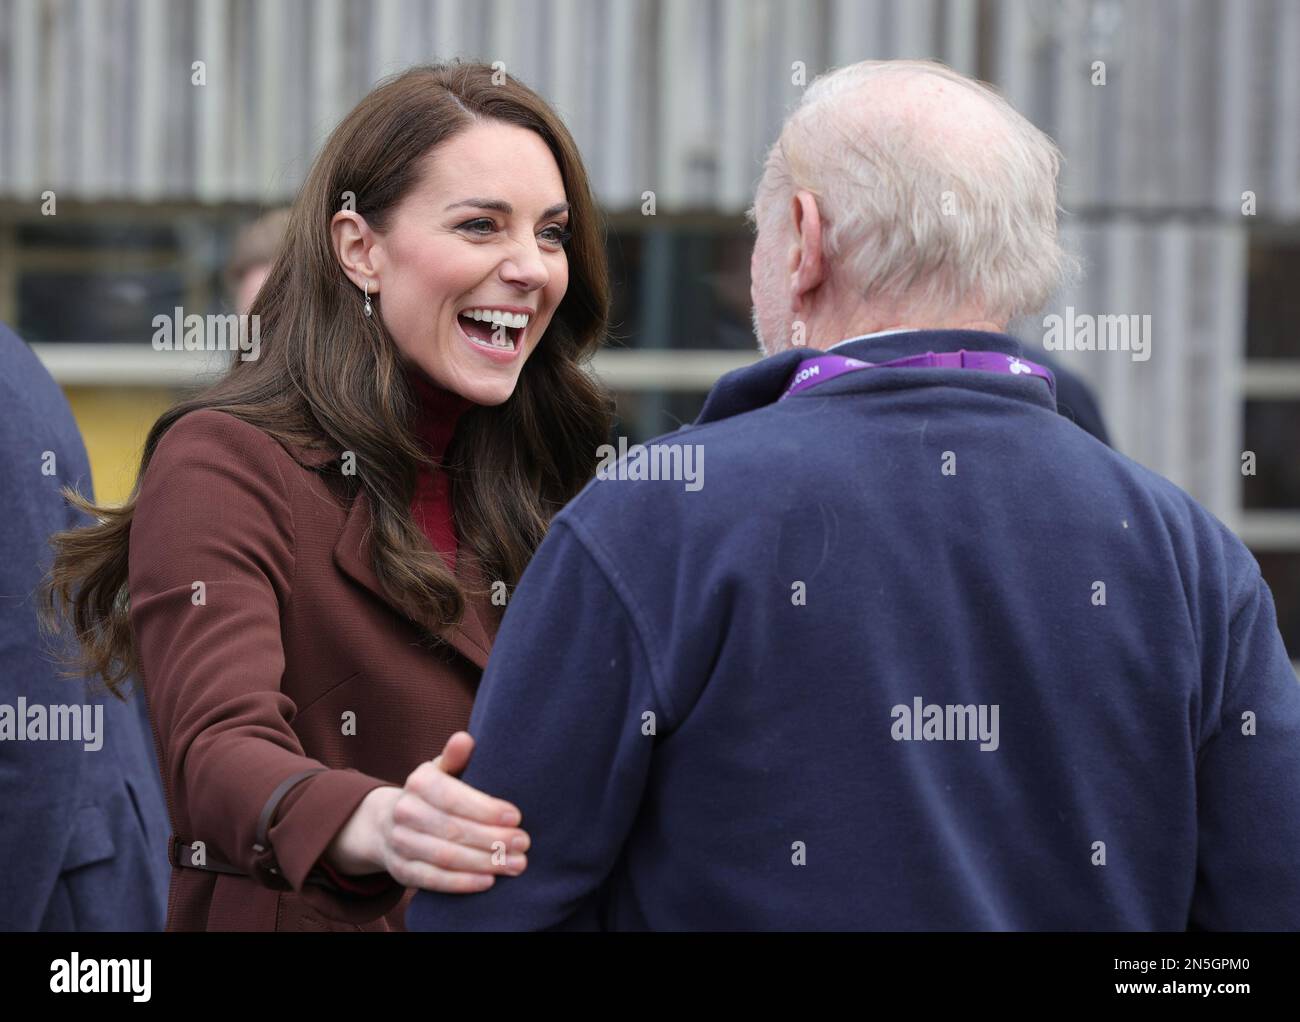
[462,308,530,330]
[459,308,528,350]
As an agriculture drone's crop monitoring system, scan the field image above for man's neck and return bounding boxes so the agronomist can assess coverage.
[809,316,1008,351]
[825,327,921,351]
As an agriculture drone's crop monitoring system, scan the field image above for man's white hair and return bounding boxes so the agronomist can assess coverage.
[752,59,1075,324]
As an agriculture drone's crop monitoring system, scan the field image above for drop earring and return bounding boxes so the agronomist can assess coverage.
[363,279,373,318]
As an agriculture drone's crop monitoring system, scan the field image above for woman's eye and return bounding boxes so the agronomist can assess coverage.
[540,224,573,246]
[459,218,496,235]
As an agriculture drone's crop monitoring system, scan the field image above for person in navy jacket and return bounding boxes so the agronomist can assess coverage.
[408,59,1300,930]
[0,323,170,930]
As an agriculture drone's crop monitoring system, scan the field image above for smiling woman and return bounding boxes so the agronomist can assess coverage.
[43,62,613,932]
[330,119,579,405]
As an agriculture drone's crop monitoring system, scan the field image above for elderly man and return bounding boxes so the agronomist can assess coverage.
[408,60,1300,930]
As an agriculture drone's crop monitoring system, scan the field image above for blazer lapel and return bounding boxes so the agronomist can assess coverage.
[332,488,493,671]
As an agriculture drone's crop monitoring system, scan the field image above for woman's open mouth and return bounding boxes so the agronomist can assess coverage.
[456,307,529,354]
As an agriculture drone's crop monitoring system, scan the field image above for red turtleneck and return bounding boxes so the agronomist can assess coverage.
[407,369,475,573]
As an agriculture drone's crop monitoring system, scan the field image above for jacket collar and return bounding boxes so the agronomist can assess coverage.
[276,430,494,669]
[331,488,495,670]
[695,329,1040,426]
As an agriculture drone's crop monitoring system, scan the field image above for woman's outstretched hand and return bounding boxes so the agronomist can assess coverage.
[326,731,529,892]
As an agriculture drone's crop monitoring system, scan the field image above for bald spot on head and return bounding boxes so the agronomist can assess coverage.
[814,68,1014,175]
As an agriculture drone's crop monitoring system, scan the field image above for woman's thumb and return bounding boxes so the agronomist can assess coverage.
[432,730,475,776]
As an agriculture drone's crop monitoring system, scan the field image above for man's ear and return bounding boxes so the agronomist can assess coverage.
[330,210,383,292]
[788,190,826,315]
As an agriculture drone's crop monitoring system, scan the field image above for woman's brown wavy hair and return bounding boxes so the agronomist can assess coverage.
[43,62,612,698]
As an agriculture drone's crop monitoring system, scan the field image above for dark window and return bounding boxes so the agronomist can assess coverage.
[1243,400,1300,510]
[1256,553,1300,660]
[1246,242,1300,360]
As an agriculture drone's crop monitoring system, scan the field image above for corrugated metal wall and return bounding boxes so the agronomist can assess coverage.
[1,0,1296,519]
[0,0,980,206]
[3,0,1295,213]
[992,0,1296,529]
[1050,220,1247,523]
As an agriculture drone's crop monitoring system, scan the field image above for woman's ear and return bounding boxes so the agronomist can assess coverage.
[330,210,382,292]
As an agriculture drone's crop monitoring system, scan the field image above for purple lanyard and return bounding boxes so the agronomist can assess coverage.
[780,349,1056,401]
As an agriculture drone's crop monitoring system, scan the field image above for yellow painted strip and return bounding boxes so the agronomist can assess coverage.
[62,387,178,507]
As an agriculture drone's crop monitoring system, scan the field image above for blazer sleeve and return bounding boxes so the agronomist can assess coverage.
[128,409,403,923]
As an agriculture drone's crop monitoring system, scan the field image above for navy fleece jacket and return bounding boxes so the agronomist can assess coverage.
[408,329,1300,931]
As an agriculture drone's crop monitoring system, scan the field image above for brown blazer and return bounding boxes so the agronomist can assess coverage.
[128,409,497,931]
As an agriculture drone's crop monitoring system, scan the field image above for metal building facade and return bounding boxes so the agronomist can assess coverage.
[1,0,1297,535]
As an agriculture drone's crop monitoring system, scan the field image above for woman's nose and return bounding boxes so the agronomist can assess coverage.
[499,238,549,291]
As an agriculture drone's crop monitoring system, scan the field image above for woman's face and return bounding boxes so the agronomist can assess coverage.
[355,121,572,406]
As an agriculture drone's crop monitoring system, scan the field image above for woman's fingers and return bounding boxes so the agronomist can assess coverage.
[389,826,527,878]
[405,759,523,828]
[393,782,529,855]
[388,759,531,888]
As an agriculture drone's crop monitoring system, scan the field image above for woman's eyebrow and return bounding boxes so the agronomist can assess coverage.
[446,198,571,219]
